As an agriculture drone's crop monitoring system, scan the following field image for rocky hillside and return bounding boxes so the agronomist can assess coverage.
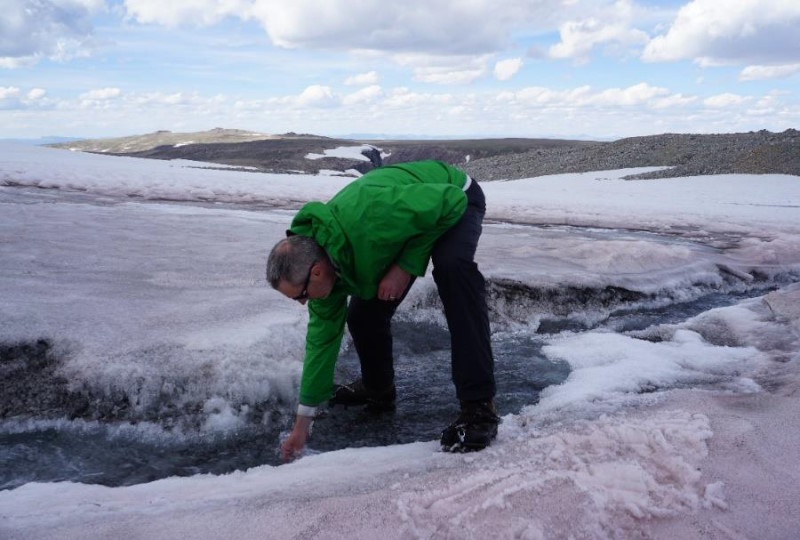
[52,129,799,179]
[465,129,800,180]
[58,132,592,175]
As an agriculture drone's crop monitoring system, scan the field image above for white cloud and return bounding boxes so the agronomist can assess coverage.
[344,71,379,86]
[248,0,547,54]
[342,85,383,106]
[501,85,589,105]
[123,0,252,27]
[0,56,38,69]
[551,22,649,63]
[494,58,523,81]
[703,93,750,108]
[393,53,490,85]
[740,64,800,81]
[413,65,486,85]
[382,87,455,109]
[123,0,568,56]
[72,0,106,11]
[500,83,681,109]
[651,94,697,109]
[26,88,47,101]
[643,0,800,66]
[751,90,790,114]
[129,92,172,105]
[548,0,650,63]
[6,82,799,140]
[589,82,669,106]
[295,85,338,108]
[0,87,21,100]
[142,92,183,105]
[128,92,225,108]
[0,0,99,68]
[81,87,122,100]
[0,86,54,110]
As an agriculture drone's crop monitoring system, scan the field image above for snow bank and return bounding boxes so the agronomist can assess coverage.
[0,193,307,425]
[400,410,719,538]
[534,329,760,416]
[305,144,376,161]
[3,144,799,236]
[0,143,352,205]
[486,167,800,234]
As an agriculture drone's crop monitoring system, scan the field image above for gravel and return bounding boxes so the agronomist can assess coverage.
[464,129,800,180]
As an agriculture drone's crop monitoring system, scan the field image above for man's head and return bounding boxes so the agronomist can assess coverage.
[266,236,336,304]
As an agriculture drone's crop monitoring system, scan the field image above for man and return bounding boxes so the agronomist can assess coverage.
[267,160,498,461]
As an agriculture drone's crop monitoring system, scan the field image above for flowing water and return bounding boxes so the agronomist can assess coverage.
[0,283,782,491]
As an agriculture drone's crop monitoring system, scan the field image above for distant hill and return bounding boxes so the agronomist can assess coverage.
[48,128,280,154]
[51,129,596,175]
[1,136,82,146]
[48,128,800,179]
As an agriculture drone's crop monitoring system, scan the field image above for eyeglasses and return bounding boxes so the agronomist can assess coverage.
[291,263,314,301]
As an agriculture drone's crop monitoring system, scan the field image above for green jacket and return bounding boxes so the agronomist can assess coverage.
[288,160,469,405]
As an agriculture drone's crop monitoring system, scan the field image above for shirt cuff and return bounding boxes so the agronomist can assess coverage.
[297,404,317,417]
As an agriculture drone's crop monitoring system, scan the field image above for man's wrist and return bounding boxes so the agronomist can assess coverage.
[296,404,317,417]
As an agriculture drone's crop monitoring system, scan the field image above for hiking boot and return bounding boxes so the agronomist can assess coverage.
[329,378,396,411]
[440,400,500,452]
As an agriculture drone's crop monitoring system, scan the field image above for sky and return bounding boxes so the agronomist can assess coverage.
[1,0,800,140]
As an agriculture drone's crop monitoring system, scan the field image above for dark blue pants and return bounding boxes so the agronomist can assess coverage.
[347,180,496,402]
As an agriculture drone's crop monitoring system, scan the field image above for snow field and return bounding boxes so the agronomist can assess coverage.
[1,143,800,538]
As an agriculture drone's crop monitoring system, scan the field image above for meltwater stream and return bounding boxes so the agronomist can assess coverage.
[0,322,569,490]
[0,285,775,491]
[0,321,569,489]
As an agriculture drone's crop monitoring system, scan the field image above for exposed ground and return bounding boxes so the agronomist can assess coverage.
[50,128,278,154]
[51,128,800,179]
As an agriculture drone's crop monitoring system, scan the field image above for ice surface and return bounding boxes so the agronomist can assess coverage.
[0,190,308,426]
[1,143,800,538]
[534,329,761,416]
[484,167,800,235]
[0,142,353,205]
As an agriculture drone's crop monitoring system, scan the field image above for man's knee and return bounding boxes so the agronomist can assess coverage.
[347,300,391,336]
[433,255,477,278]
[347,303,368,334]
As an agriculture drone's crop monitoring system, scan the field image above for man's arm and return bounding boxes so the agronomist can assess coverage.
[281,288,348,462]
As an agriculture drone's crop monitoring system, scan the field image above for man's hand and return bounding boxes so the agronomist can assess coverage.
[378,264,411,302]
[280,415,313,462]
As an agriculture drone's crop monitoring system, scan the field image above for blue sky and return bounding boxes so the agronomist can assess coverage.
[2,0,799,139]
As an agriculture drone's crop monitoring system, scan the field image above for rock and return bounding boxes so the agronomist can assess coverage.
[360,146,383,168]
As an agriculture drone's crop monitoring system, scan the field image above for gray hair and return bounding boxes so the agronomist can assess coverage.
[266,235,327,289]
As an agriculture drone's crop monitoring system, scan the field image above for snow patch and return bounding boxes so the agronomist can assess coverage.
[534,329,761,416]
[305,144,376,161]
[399,410,716,537]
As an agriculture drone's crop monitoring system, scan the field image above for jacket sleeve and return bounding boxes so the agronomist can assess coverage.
[394,183,468,277]
[298,287,348,406]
